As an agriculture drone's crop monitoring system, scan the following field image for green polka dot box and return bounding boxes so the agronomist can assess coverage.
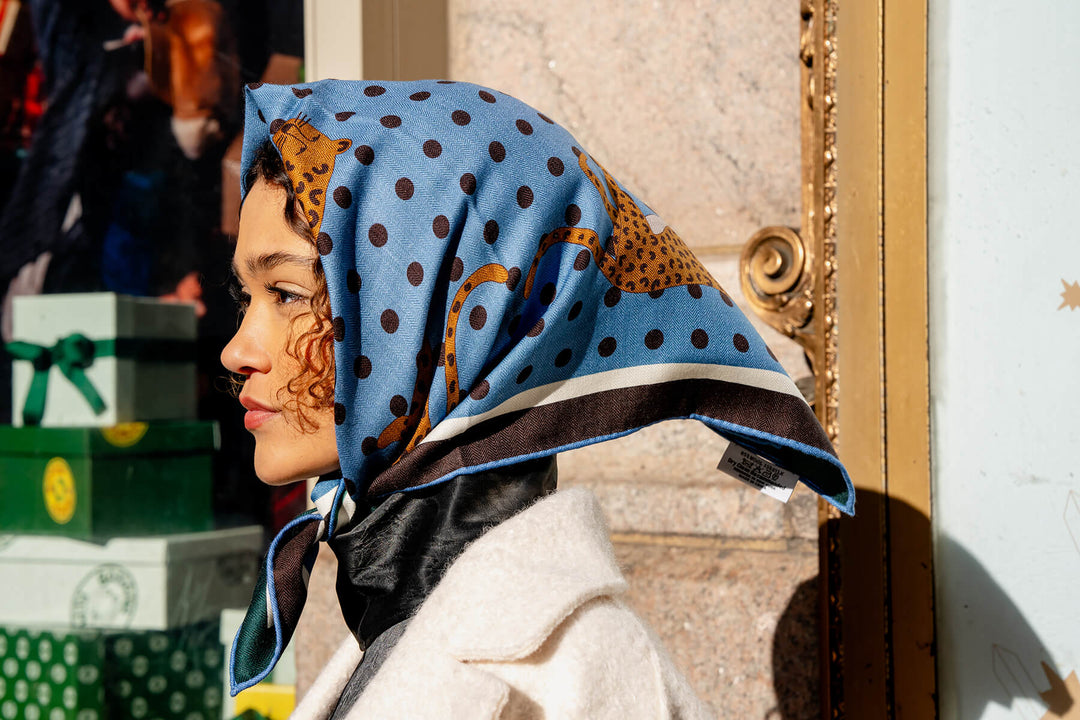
[0,621,223,720]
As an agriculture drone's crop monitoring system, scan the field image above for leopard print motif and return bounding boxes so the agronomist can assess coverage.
[270,115,352,235]
[524,149,720,298]
[382,264,511,455]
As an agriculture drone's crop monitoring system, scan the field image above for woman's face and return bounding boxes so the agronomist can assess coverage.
[221,179,340,485]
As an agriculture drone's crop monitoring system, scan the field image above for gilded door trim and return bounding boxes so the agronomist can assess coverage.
[741,1,933,717]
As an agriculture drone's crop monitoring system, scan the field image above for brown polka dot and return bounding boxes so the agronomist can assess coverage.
[733,333,750,352]
[565,204,581,225]
[516,119,533,135]
[333,186,352,208]
[527,318,545,337]
[354,355,371,378]
[451,110,471,125]
[547,157,564,176]
[598,337,617,357]
[645,329,664,350]
[380,115,402,128]
[506,267,521,291]
[460,173,476,195]
[469,305,487,330]
[381,309,399,334]
[292,87,312,98]
[334,402,346,424]
[407,262,424,286]
[720,291,734,307]
[422,139,442,158]
[568,301,583,321]
[335,111,354,121]
[437,80,456,84]
[483,220,499,244]
[554,348,572,367]
[538,112,554,124]
[355,145,374,165]
[437,343,446,367]
[516,365,533,383]
[517,186,534,208]
[540,282,556,305]
[346,270,361,293]
[488,141,506,162]
[470,380,490,400]
[395,178,414,200]
[767,346,778,361]
[687,284,702,299]
[450,257,464,281]
[316,232,333,255]
[573,250,591,271]
[364,85,386,97]
[248,82,264,90]
[361,437,378,455]
[478,90,496,103]
[571,146,582,157]
[433,215,450,239]
[648,289,664,299]
[410,91,431,101]
[332,317,345,342]
[389,394,408,416]
[604,287,621,307]
[269,119,285,134]
[446,353,455,366]
[369,224,388,247]
[691,329,709,349]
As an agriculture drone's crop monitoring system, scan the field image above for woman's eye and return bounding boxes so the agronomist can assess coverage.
[266,284,307,306]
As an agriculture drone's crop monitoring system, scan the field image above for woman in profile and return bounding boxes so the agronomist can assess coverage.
[222,79,853,719]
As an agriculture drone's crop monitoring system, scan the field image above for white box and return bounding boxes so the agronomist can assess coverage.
[10,292,197,427]
[0,526,263,630]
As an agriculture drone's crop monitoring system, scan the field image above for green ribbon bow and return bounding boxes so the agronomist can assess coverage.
[5,334,116,426]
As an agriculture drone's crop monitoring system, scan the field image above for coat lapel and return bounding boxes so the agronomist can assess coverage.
[340,488,628,720]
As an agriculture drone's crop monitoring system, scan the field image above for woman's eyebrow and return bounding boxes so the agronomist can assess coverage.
[232,251,315,278]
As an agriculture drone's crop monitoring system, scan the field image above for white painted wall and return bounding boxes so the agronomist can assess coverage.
[929,2,1080,719]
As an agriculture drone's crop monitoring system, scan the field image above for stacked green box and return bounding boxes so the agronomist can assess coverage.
[0,421,218,539]
[0,622,223,720]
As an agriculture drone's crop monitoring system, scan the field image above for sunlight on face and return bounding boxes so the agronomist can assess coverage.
[221,180,340,485]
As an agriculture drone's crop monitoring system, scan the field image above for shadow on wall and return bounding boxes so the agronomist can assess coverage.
[768,493,1073,720]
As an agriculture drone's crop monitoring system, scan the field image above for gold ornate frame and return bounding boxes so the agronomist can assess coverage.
[740,1,934,718]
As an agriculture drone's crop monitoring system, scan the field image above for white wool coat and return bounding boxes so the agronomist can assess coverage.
[288,487,713,720]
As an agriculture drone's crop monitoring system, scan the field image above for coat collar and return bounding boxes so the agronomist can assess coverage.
[338,487,628,720]
[436,486,629,661]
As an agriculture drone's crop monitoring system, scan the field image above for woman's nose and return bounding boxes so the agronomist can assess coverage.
[221,315,271,376]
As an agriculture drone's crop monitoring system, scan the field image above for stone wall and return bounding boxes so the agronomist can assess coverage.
[295,1,819,716]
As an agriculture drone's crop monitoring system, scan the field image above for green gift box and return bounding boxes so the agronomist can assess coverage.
[0,622,224,720]
[0,421,217,538]
[8,293,196,428]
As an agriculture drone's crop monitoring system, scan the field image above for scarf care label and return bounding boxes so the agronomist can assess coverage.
[717,441,799,503]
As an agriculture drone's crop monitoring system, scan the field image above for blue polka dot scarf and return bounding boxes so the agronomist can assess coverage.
[228,79,855,693]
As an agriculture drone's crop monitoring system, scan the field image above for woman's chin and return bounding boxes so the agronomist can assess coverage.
[253,446,340,487]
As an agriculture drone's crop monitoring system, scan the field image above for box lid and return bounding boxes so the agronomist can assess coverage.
[0,421,220,456]
[0,526,263,564]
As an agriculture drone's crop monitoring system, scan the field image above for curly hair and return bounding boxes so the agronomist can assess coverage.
[240,139,336,431]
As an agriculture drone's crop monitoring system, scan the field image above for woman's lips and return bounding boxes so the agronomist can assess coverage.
[244,408,277,430]
[240,396,278,430]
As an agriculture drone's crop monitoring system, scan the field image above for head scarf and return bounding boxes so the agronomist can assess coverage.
[229,79,854,693]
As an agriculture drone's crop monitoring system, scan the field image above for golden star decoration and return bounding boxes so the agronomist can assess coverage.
[1059,279,1080,310]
